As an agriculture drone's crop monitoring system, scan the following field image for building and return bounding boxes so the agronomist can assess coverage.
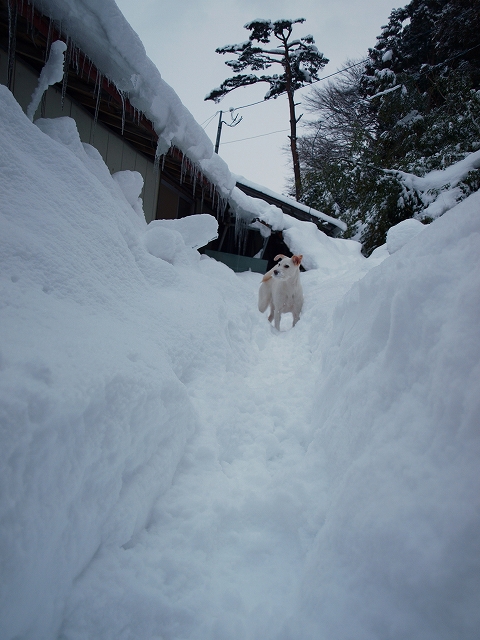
[0,0,345,273]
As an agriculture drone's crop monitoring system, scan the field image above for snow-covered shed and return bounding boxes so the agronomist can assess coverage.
[236,177,345,238]
[0,0,345,273]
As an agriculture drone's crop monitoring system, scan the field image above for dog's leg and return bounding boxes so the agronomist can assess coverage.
[274,309,281,331]
[268,303,274,323]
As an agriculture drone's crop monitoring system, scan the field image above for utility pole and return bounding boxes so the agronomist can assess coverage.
[214,110,242,153]
[215,111,223,154]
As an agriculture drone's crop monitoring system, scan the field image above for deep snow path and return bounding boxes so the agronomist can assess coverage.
[61,263,374,639]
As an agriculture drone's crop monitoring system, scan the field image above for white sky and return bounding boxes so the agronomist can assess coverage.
[114,0,398,195]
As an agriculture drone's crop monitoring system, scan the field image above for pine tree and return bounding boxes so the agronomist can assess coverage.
[205,19,328,200]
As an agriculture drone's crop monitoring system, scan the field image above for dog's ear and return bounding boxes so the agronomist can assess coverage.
[274,254,285,262]
[292,254,303,266]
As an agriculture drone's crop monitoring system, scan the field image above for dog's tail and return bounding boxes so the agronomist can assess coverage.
[258,281,270,313]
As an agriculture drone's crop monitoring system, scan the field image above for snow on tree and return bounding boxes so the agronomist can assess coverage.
[205,19,329,201]
[299,0,480,255]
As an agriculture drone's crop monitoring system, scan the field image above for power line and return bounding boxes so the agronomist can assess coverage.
[202,59,370,123]
[201,111,220,129]
[207,60,369,149]
[232,60,369,112]
[221,128,290,145]
[205,39,480,122]
[208,40,480,147]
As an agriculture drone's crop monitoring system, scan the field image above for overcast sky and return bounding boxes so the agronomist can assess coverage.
[114,0,399,195]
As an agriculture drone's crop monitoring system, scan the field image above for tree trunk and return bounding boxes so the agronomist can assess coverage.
[283,52,302,200]
[288,89,302,201]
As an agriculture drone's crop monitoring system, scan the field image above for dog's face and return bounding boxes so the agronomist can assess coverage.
[272,254,302,279]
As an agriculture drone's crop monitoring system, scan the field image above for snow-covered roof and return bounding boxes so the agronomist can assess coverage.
[30,0,345,237]
[235,175,347,232]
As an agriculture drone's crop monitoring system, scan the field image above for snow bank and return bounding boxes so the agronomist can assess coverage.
[0,85,258,639]
[148,214,219,250]
[296,191,480,639]
[282,215,363,271]
[386,217,425,254]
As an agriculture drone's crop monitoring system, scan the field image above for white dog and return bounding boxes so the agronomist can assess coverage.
[258,254,304,330]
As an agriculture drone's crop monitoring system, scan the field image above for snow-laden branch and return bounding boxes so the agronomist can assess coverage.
[387,149,480,218]
[367,84,404,100]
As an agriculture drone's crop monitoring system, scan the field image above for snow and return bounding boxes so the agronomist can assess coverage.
[235,175,347,232]
[2,71,480,640]
[27,0,343,249]
[147,215,219,250]
[112,170,145,218]
[392,149,480,219]
[368,82,403,100]
[29,0,293,231]
[386,218,425,254]
[382,48,394,62]
[26,39,67,121]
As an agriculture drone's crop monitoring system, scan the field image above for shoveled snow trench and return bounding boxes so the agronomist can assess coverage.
[59,266,369,639]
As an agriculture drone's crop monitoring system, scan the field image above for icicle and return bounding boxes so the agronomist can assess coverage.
[218,195,227,219]
[7,0,18,92]
[45,19,53,62]
[72,45,80,75]
[154,139,170,172]
[61,37,71,110]
[179,155,186,184]
[93,71,103,126]
[211,186,216,215]
[119,91,126,136]
[26,1,34,39]
[132,106,142,127]
[192,169,197,196]
[120,91,125,136]
[234,215,249,253]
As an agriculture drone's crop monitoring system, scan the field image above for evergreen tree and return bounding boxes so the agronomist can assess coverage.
[205,19,328,200]
[299,0,480,255]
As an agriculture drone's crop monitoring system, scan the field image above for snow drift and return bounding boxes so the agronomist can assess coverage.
[296,191,480,640]
[0,85,259,639]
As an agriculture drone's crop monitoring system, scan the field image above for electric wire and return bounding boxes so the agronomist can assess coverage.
[200,111,220,128]
[205,38,480,122]
[221,128,290,145]
[205,38,480,142]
